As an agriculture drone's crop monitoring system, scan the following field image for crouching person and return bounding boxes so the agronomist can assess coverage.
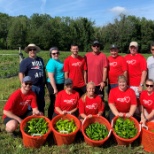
[2,76,42,136]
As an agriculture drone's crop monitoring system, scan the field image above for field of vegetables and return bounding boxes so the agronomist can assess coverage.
[0,50,150,154]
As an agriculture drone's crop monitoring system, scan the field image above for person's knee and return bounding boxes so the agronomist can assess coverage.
[5,120,18,132]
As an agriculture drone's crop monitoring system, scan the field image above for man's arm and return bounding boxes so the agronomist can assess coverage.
[19,72,24,84]
[65,72,69,79]
[138,70,147,92]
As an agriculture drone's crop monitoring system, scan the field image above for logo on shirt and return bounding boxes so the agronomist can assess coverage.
[64,99,76,105]
[117,96,130,103]
[72,62,81,67]
[19,100,31,106]
[143,100,153,106]
[110,62,117,67]
[86,103,98,110]
[31,61,43,70]
[126,60,136,65]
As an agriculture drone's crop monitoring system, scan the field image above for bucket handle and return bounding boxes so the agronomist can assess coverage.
[141,124,148,130]
[31,134,43,137]
[82,117,87,125]
[108,129,112,137]
[139,124,142,132]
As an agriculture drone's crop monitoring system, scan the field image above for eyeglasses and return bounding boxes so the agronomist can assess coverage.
[25,82,32,86]
[52,52,59,55]
[92,45,100,47]
[28,48,36,51]
[146,84,154,88]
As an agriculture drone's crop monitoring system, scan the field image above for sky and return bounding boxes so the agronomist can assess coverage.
[0,0,154,26]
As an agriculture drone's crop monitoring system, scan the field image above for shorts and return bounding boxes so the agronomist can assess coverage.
[3,110,32,125]
[130,86,139,98]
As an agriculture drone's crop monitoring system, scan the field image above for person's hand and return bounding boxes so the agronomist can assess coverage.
[97,113,101,116]
[87,114,92,118]
[138,85,143,93]
[53,88,58,95]
[33,110,43,116]
[17,117,22,124]
[140,118,146,125]
[61,110,67,115]
[99,82,105,91]
[125,113,131,118]
[118,112,124,117]
[67,111,71,114]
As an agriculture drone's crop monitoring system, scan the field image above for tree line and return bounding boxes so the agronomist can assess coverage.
[0,13,154,53]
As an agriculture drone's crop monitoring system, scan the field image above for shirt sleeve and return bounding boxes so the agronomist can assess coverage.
[108,89,115,104]
[31,92,38,108]
[79,98,85,114]
[63,57,69,72]
[55,92,61,108]
[19,59,27,73]
[46,59,55,73]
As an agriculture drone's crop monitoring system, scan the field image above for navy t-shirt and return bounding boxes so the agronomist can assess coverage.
[19,57,45,86]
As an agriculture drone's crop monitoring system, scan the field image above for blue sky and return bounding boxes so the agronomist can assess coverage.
[0,0,154,26]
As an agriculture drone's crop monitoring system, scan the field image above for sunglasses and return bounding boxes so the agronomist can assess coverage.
[146,84,154,88]
[92,45,100,47]
[52,52,59,55]
[25,82,32,86]
[28,48,36,51]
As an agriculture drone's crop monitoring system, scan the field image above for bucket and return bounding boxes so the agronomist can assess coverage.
[81,115,112,147]
[50,114,80,146]
[20,115,51,148]
[141,122,154,152]
[112,116,141,145]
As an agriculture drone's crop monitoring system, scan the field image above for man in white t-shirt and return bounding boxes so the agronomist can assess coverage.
[147,42,154,81]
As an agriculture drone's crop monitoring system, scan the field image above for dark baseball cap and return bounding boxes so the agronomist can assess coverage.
[92,40,100,46]
[110,44,118,50]
[22,76,32,83]
[64,78,73,85]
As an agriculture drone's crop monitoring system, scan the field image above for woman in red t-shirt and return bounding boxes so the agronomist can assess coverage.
[140,79,154,125]
[108,75,137,121]
[53,78,79,118]
[78,81,105,122]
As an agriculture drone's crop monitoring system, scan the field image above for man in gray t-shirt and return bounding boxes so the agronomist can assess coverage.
[147,42,154,81]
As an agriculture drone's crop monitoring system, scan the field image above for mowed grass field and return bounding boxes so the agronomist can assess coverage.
[0,50,151,154]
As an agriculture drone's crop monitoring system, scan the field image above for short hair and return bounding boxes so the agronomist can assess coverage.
[49,46,59,57]
[145,78,154,83]
[71,43,79,47]
[151,42,154,48]
[117,75,127,82]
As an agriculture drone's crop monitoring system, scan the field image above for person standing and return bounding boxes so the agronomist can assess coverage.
[19,44,46,114]
[85,40,108,99]
[124,41,147,97]
[107,44,127,94]
[2,76,42,136]
[147,42,154,81]
[64,44,87,96]
[46,47,64,119]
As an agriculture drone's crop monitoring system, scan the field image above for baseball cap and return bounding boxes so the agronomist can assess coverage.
[92,40,100,46]
[64,78,73,85]
[22,76,32,83]
[129,41,138,48]
[110,44,118,49]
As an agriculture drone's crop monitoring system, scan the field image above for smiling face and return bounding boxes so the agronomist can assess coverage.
[129,46,138,55]
[110,48,118,58]
[22,82,32,92]
[86,82,95,97]
[92,44,100,54]
[145,80,154,93]
[51,49,59,60]
[28,48,37,58]
[118,76,127,91]
[70,45,79,57]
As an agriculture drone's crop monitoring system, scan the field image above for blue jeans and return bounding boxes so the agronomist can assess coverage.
[31,85,45,113]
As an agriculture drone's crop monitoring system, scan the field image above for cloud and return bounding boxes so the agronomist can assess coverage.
[110,6,127,15]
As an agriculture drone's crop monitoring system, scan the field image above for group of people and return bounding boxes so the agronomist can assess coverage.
[2,40,154,136]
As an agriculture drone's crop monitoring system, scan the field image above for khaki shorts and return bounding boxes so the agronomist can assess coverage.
[130,86,139,98]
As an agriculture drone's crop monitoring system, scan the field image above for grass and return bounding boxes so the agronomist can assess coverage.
[0,50,151,154]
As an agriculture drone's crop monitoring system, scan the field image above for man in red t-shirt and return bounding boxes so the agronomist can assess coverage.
[108,44,127,94]
[64,44,87,96]
[85,40,108,99]
[2,76,42,136]
[124,41,147,98]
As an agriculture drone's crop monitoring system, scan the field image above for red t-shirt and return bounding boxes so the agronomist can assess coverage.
[124,53,147,86]
[140,90,154,114]
[85,52,108,86]
[54,90,79,114]
[108,55,127,84]
[3,89,37,119]
[64,55,87,88]
[79,95,104,115]
[109,87,137,113]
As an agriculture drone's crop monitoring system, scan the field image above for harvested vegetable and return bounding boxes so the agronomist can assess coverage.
[54,118,77,134]
[114,117,137,139]
[85,122,108,141]
[24,118,48,136]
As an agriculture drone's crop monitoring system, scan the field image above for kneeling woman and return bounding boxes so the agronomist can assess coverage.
[108,75,137,121]
[78,81,105,121]
[53,78,79,118]
[140,79,154,125]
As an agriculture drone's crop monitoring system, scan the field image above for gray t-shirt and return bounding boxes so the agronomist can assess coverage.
[147,56,154,81]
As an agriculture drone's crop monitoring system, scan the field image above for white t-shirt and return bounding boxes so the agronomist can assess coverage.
[147,56,154,81]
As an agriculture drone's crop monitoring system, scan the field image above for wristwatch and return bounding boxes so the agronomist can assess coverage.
[140,84,144,87]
